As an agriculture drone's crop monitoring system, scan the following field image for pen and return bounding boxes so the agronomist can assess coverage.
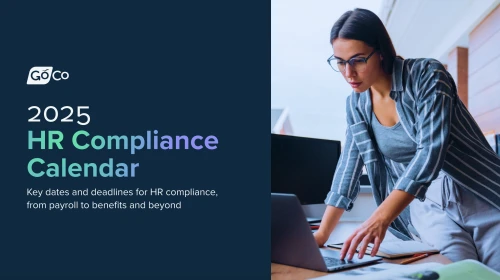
[400,253,429,264]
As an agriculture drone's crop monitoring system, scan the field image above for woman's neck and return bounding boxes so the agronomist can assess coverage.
[370,72,392,99]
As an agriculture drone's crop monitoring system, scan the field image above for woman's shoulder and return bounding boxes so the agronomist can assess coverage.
[402,57,447,76]
[345,90,370,121]
[346,90,368,108]
[345,92,357,113]
[401,57,456,99]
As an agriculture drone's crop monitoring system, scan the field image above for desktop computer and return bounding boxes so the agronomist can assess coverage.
[271,134,341,205]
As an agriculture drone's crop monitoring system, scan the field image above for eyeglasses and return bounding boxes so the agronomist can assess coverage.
[327,49,377,73]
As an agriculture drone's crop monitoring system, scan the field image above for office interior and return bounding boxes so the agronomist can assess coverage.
[271,1,500,276]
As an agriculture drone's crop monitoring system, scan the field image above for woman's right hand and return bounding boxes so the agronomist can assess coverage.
[312,205,345,247]
[313,230,328,247]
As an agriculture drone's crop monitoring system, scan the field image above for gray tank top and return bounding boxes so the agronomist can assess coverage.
[371,111,417,164]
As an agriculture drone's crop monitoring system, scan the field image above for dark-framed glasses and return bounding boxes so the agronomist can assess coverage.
[327,49,377,73]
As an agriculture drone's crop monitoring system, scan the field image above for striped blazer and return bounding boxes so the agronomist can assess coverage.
[324,57,500,240]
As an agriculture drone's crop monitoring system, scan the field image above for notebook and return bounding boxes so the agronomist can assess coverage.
[327,240,439,259]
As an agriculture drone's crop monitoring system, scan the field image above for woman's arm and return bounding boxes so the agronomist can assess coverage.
[340,189,415,260]
[393,59,455,200]
[314,205,344,246]
[316,94,365,245]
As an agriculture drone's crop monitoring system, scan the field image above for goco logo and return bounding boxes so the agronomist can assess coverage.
[27,67,69,85]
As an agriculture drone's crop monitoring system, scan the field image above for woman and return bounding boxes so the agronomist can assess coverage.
[313,8,500,271]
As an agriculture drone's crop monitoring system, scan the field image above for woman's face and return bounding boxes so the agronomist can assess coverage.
[332,38,383,93]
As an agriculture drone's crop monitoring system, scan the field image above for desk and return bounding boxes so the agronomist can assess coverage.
[271,249,451,280]
[272,222,452,280]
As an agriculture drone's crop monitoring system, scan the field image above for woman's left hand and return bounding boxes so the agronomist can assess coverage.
[340,214,390,260]
[339,190,416,260]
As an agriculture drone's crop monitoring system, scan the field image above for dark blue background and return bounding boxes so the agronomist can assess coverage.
[2,1,269,278]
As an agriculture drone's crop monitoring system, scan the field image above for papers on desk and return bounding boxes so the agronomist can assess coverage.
[432,259,500,279]
[327,240,439,258]
[309,262,444,280]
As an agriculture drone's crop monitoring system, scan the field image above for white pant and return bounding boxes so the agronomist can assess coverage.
[409,171,500,272]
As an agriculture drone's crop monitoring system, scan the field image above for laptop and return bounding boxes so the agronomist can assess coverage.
[271,193,382,272]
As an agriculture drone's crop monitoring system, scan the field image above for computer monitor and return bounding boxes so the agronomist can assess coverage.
[271,134,341,205]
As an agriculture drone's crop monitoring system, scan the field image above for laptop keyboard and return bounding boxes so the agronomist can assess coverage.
[323,256,347,267]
